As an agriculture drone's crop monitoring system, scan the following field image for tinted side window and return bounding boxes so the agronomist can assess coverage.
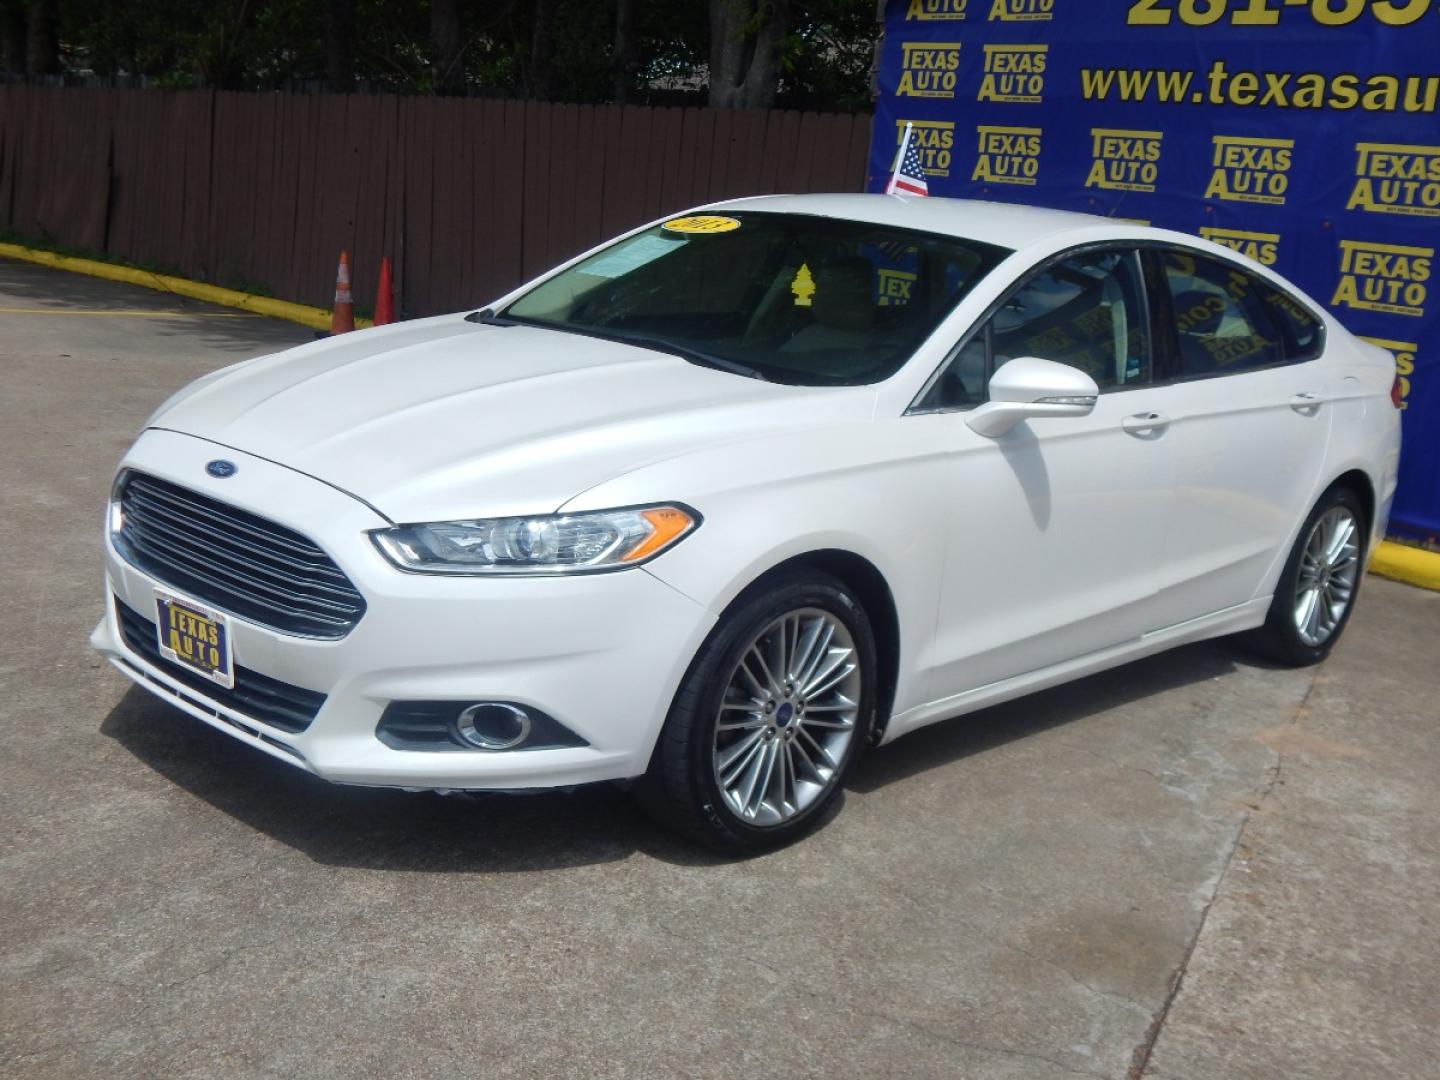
[992,249,1151,388]
[917,248,1150,410]
[1261,284,1324,362]
[1161,251,1286,376]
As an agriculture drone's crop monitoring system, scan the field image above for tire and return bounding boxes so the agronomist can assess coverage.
[1246,485,1367,667]
[638,568,878,852]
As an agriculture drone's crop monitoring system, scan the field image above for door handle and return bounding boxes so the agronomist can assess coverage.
[1121,411,1171,435]
[1290,392,1322,413]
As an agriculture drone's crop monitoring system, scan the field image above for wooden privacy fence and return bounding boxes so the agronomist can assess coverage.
[0,86,873,317]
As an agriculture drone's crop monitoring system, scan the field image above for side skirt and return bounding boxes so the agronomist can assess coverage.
[882,597,1271,744]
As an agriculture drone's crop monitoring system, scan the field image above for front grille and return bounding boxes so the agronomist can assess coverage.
[113,470,366,639]
[116,598,325,733]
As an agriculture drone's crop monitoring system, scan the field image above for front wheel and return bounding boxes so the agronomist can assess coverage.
[638,570,877,852]
[1247,485,1367,666]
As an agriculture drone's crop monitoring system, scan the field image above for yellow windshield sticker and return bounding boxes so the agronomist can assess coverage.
[661,215,741,234]
[791,263,816,307]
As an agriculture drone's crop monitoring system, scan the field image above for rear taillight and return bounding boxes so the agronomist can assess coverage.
[1391,373,1404,410]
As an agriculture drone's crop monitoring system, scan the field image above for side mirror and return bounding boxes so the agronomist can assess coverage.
[964,357,1099,438]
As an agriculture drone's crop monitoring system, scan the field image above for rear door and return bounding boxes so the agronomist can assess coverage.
[1146,247,1331,627]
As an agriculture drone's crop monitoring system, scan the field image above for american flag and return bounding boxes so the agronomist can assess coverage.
[886,124,929,197]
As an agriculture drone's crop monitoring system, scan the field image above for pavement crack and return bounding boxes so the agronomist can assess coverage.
[1126,672,1317,1078]
[155,935,289,993]
[653,918,786,986]
[999,940,1150,1017]
[1052,740,1168,786]
[1124,822,1243,1080]
[873,1011,1110,1079]
[6,999,150,1065]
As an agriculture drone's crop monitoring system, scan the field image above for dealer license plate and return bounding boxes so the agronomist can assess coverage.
[155,590,234,689]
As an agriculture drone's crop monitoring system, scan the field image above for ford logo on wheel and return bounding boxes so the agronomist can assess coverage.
[205,460,237,479]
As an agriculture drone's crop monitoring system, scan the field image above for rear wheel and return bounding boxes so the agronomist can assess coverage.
[638,570,876,852]
[1248,485,1366,666]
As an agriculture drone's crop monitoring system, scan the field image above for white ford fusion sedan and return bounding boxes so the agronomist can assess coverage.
[92,194,1401,850]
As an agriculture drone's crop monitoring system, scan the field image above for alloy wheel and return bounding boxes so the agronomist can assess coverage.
[1293,507,1360,647]
[711,607,862,827]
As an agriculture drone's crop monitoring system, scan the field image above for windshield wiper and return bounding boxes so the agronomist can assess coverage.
[482,314,771,382]
[599,331,770,382]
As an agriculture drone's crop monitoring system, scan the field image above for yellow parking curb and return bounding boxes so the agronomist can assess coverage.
[0,242,371,331]
[1371,541,1440,592]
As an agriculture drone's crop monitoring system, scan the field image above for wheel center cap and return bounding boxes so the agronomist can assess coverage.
[775,702,795,728]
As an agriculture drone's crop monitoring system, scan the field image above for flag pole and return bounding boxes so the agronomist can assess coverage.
[885,122,914,196]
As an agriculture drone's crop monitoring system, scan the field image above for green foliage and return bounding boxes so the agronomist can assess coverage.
[28,0,875,110]
[0,226,287,297]
[783,0,877,112]
[1,225,191,279]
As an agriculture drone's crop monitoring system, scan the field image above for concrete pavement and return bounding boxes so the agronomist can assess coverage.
[1,256,1436,1079]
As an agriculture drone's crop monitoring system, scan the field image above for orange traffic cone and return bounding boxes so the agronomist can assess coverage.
[330,250,355,335]
[373,256,395,326]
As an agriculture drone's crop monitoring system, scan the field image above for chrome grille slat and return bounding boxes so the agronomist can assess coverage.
[125,487,350,583]
[128,477,332,560]
[122,530,353,629]
[114,471,366,639]
[124,518,362,614]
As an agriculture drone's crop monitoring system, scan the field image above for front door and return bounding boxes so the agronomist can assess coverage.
[916,246,1178,699]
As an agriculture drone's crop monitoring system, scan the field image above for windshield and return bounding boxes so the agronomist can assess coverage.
[500,212,1009,387]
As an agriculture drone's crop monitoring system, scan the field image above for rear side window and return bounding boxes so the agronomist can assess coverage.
[1261,285,1324,362]
[1160,251,1292,376]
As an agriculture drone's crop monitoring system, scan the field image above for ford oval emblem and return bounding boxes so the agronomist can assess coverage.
[206,460,237,479]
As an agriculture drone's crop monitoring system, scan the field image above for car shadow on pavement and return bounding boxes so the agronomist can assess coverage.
[847,639,1246,794]
[101,639,1251,871]
[99,685,679,871]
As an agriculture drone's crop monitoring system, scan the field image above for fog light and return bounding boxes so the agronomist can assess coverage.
[455,702,532,751]
[377,700,586,752]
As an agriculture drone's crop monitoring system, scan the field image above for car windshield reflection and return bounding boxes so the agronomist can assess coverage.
[502,212,1009,387]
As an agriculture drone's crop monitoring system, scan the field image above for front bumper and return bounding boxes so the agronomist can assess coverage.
[92,429,716,790]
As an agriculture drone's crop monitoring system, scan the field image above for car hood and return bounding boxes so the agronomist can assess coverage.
[153,315,875,521]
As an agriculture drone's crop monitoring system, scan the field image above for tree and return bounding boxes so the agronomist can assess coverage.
[2,3,28,76]
[611,0,634,103]
[26,0,59,76]
[708,0,790,109]
[779,0,877,112]
[526,0,555,99]
[324,0,355,91]
[4,0,878,110]
[193,0,268,89]
[430,0,464,95]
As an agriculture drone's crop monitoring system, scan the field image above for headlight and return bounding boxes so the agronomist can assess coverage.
[370,504,699,575]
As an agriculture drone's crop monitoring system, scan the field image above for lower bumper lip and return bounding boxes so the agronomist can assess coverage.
[96,540,715,794]
[94,610,651,790]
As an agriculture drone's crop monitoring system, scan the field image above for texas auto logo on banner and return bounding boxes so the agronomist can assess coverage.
[869,0,1440,540]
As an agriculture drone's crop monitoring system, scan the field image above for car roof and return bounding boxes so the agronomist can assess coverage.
[705,193,1120,252]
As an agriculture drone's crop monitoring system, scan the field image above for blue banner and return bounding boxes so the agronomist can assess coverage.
[868,0,1440,542]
